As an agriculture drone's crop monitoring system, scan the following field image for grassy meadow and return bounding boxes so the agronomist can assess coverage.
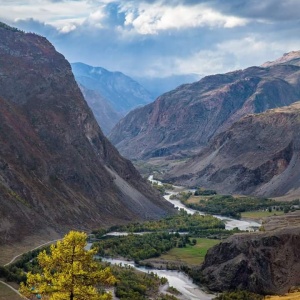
[159,238,220,265]
[241,210,284,220]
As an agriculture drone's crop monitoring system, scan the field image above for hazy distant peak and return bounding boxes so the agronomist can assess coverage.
[261,50,300,67]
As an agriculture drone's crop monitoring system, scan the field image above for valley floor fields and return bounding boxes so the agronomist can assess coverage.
[159,238,220,265]
[241,210,284,220]
[0,282,23,300]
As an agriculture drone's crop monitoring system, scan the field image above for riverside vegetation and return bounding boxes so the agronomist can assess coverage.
[2,185,296,300]
[1,223,294,299]
[0,212,239,299]
[172,189,300,219]
[91,210,236,264]
[1,232,181,300]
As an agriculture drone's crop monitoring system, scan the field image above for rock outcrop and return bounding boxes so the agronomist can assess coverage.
[0,22,175,253]
[109,51,300,160]
[78,83,122,135]
[201,225,300,295]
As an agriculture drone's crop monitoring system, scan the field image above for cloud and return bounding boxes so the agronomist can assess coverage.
[0,0,104,32]
[120,2,248,35]
[201,0,300,22]
[1,0,300,79]
[174,34,300,76]
[0,1,249,34]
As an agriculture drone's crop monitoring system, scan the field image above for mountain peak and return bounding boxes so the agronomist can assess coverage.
[261,50,300,67]
[110,56,300,160]
[0,22,174,258]
[71,62,154,116]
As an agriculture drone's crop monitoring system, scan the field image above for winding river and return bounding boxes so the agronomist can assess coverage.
[149,175,261,231]
[95,176,261,299]
[102,258,214,300]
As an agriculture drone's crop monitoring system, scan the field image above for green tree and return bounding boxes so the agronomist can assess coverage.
[20,231,116,300]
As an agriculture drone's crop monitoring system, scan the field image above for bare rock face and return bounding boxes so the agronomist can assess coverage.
[262,50,300,67]
[78,83,122,135]
[166,102,300,198]
[0,22,175,249]
[201,226,300,295]
[109,51,300,160]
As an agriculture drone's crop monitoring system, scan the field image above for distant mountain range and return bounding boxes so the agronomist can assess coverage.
[109,50,300,198]
[0,22,174,253]
[71,62,154,133]
[133,74,201,99]
[110,51,300,160]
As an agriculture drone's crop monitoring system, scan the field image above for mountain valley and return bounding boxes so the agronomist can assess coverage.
[72,62,154,134]
[0,18,300,300]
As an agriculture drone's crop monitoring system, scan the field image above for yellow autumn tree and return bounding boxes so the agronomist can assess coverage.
[19,231,116,300]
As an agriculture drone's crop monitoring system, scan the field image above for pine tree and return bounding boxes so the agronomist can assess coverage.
[20,231,116,300]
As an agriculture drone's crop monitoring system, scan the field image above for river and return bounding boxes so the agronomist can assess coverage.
[85,242,214,299]
[102,257,214,300]
[149,175,261,231]
[93,177,261,299]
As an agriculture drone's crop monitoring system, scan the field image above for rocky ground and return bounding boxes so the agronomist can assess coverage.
[200,211,300,295]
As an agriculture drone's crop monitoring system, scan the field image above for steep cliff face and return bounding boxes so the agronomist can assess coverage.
[201,225,300,295]
[166,102,300,198]
[78,83,122,135]
[109,52,300,160]
[0,23,175,251]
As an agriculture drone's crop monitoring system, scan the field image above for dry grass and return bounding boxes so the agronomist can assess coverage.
[186,195,205,204]
[0,230,61,266]
[241,211,284,220]
[266,292,300,299]
[0,282,23,300]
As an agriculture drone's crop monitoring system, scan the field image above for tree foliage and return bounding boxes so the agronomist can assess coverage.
[94,232,194,262]
[103,210,225,234]
[181,194,299,219]
[19,231,116,300]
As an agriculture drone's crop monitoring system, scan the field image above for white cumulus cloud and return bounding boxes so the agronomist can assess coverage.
[121,2,248,35]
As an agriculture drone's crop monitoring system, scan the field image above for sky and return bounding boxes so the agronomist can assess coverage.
[1,0,300,79]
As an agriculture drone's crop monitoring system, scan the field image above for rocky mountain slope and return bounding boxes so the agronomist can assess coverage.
[78,83,122,135]
[71,62,153,116]
[262,50,300,68]
[166,102,300,198]
[0,22,175,254]
[200,223,300,295]
[109,51,300,160]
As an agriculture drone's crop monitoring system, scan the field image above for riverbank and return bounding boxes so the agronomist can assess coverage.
[103,257,214,300]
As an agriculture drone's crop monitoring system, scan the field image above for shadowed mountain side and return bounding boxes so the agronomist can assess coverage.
[78,84,122,135]
[165,102,300,198]
[109,51,300,160]
[71,62,154,115]
[0,22,175,252]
